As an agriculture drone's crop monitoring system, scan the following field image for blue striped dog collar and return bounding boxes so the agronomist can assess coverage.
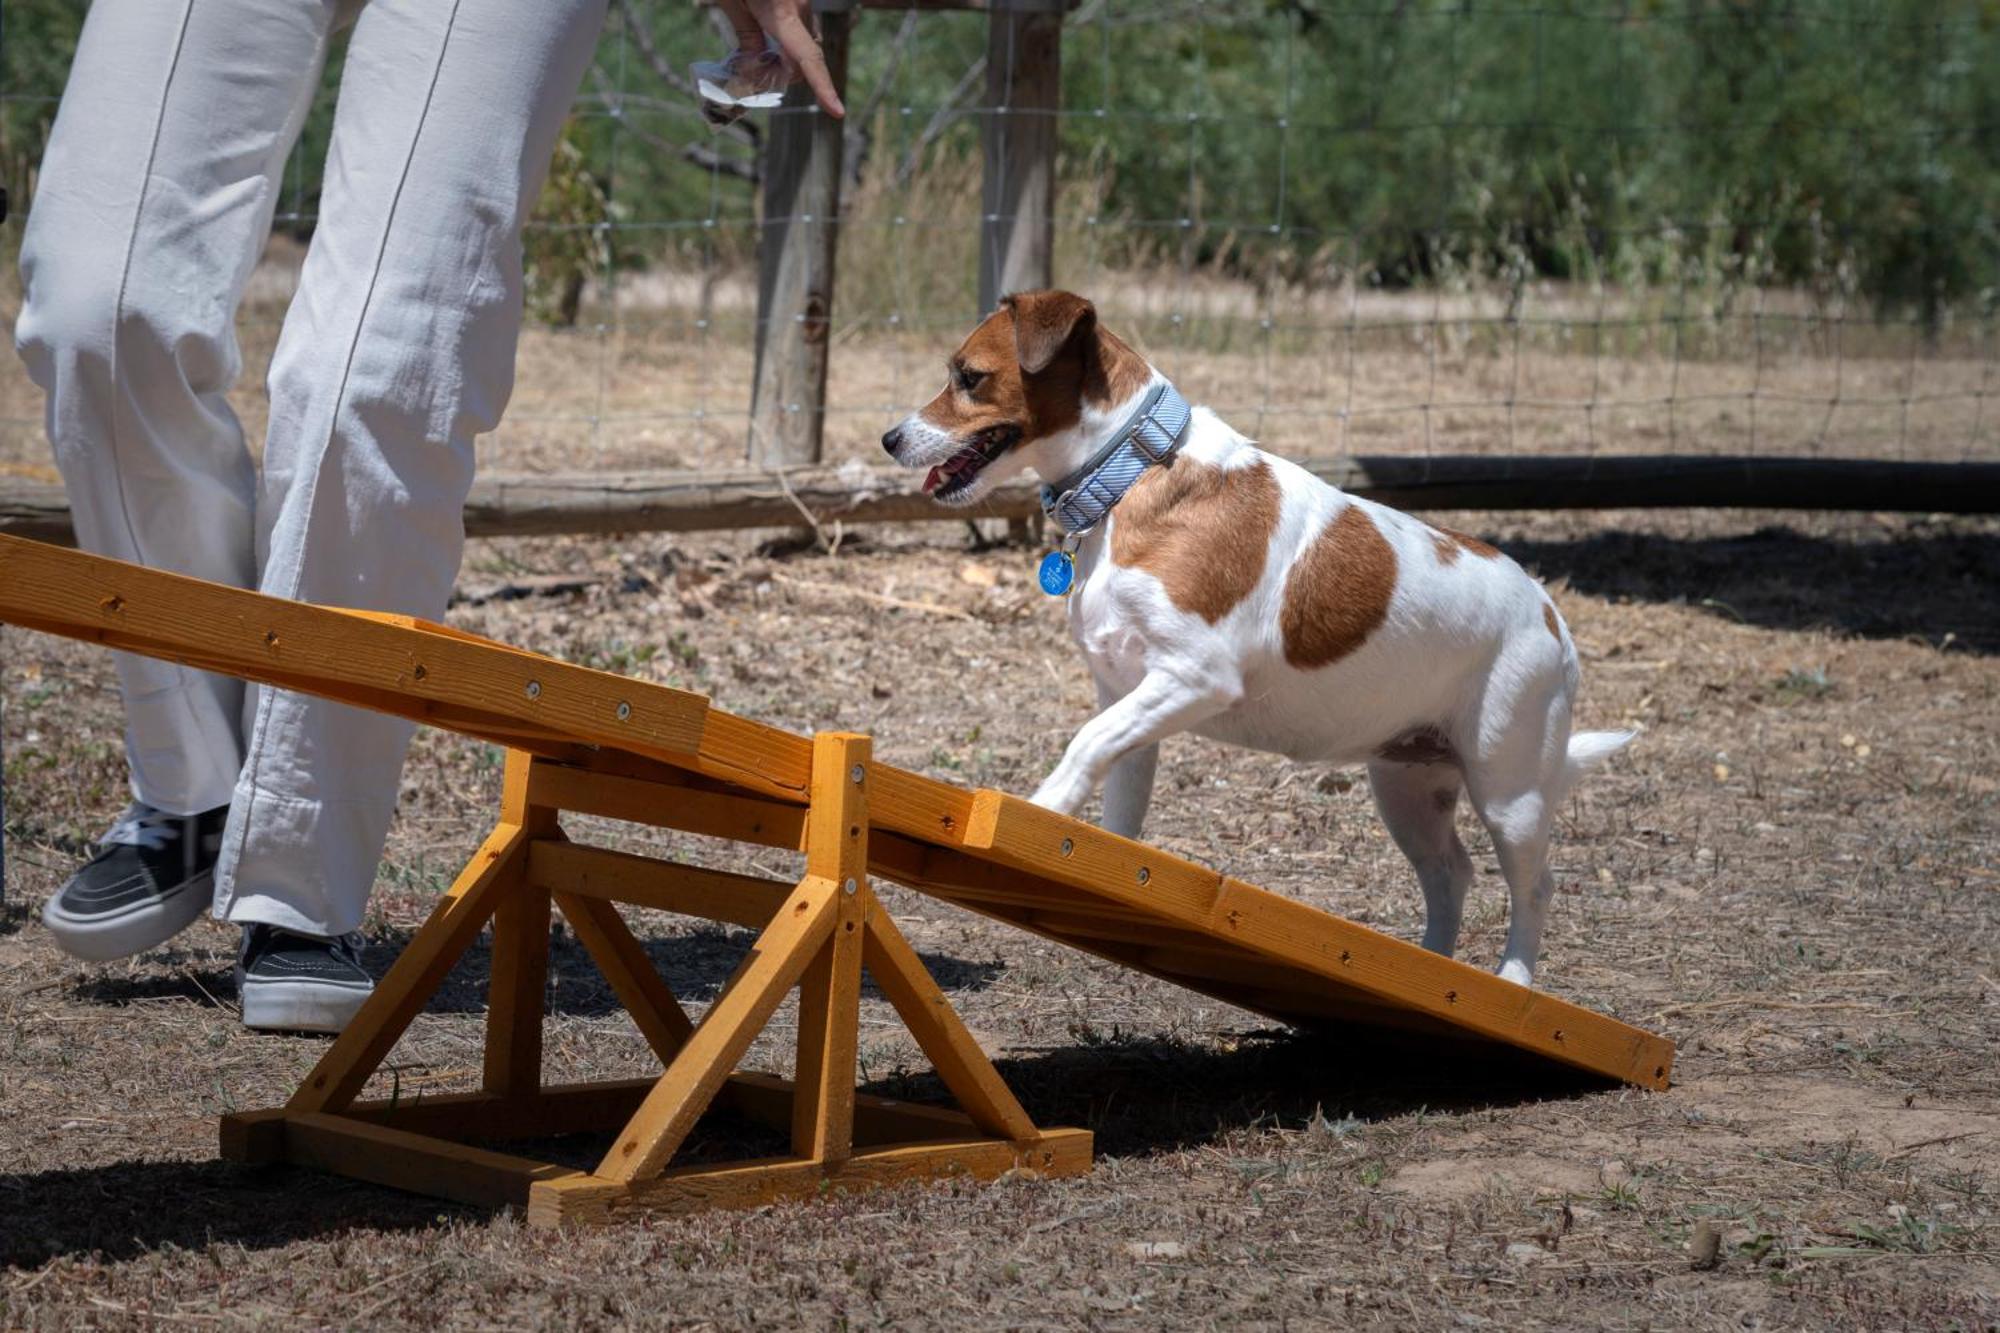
[1039,380,1194,536]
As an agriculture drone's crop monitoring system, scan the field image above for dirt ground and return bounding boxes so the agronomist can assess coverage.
[1,504,1996,1329]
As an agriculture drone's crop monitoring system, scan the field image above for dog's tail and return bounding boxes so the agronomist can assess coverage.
[1560,729,1637,796]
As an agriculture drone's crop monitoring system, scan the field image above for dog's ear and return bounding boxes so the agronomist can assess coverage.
[1004,290,1096,375]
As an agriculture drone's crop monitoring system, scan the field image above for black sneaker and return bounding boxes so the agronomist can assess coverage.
[235,924,374,1034]
[42,803,228,961]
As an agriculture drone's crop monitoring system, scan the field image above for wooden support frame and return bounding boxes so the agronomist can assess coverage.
[220,736,1089,1226]
[1,534,1674,1229]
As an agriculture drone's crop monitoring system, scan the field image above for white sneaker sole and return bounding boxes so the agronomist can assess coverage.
[41,870,213,963]
[237,974,374,1034]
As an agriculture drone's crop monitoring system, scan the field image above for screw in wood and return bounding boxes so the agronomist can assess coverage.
[1059,838,1073,857]
[843,877,858,896]
[850,763,865,785]
[616,701,632,721]
[525,680,541,699]
[1136,867,1151,885]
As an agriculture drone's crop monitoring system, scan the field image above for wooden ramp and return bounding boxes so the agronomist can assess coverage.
[0,534,1673,1225]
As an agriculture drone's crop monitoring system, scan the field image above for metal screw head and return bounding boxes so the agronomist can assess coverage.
[1136,867,1152,885]
[842,877,858,896]
[616,701,632,721]
[1060,838,1074,857]
[525,680,542,700]
[850,763,865,785]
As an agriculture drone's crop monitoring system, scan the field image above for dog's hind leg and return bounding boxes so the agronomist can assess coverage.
[1368,760,1474,957]
[1032,666,1237,823]
[1461,656,1573,987]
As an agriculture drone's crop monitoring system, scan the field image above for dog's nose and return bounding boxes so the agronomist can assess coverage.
[880,425,903,458]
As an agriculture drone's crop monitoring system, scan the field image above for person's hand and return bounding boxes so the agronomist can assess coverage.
[715,0,844,118]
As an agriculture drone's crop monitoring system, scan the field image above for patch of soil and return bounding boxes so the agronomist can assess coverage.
[1,508,1995,1329]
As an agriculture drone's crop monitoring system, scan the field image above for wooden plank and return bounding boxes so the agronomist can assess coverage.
[962,790,1226,921]
[723,1070,985,1147]
[1208,878,1675,1089]
[691,709,815,800]
[748,9,851,466]
[599,877,840,1182]
[526,762,808,847]
[227,1084,651,1156]
[530,1128,1093,1226]
[290,821,531,1113]
[792,734,870,1163]
[861,912,1038,1141]
[979,2,1063,310]
[0,535,709,760]
[553,891,698,1064]
[229,1071,999,1167]
[484,750,555,1096]
[483,876,553,1098]
[959,792,1672,1088]
[284,1113,584,1210]
[534,840,792,929]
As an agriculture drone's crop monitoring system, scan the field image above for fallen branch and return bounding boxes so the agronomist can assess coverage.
[766,571,973,619]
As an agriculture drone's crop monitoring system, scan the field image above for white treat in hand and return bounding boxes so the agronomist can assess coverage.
[692,45,794,127]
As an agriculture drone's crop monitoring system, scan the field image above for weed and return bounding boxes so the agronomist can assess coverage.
[1772,665,1835,702]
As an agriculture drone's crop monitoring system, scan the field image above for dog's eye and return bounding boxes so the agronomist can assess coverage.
[953,366,988,394]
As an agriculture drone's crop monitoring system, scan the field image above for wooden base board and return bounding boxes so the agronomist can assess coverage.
[220,1070,1090,1226]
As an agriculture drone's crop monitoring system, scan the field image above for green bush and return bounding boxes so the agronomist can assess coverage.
[5,0,1992,329]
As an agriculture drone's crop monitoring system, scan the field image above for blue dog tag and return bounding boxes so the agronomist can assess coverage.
[1037,550,1074,597]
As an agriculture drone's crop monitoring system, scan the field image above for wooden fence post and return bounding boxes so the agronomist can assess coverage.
[979,0,1064,314]
[749,0,854,467]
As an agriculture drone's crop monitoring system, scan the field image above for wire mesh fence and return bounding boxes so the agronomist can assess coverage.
[0,0,1994,495]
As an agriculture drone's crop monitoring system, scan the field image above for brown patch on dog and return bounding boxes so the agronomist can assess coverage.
[913,291,1155,455]
[1432,532,1461,565]
[1438,525,1501,559]
[1109,458,1281,622]
[1376,726,1457,767]
[1281,504,1399,669]
[1010,289,1096,374]
[1542,601,1564,644]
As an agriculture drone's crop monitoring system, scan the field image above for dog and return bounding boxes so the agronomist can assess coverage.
[882,290,1633,987]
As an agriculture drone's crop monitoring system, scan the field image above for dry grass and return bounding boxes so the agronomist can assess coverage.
[1,248,1992,484]
[3,505,1997,1329]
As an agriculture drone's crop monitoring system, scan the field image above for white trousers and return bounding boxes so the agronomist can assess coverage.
[15,0,607,937]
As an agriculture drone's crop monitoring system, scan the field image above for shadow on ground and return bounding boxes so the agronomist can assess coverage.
[65,923,1006,1021]
[0,1031,1606,1268]
[1502,522,2000,653]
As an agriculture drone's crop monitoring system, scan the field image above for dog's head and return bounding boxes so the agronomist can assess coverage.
[881,290,1150,507]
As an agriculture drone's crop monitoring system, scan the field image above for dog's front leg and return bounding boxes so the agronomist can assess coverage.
[1032,666,1237,822]
[1092,677,1158,840]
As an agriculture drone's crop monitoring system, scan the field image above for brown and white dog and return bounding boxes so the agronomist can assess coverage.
[883,290,1632,987]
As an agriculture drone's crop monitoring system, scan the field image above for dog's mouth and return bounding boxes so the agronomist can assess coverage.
[922,428,1020,500]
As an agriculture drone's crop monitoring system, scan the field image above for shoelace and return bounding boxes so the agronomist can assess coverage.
[99,802,183,852]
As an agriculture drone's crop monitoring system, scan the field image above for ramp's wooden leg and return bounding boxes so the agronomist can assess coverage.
[290,817,532,1113]
[484,878,553,1098]
[862,911,1037,1142]
[553,890,695,1063]
[791,734,870,1164]
[598,875,840,1183]
[483,754,559,1098]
